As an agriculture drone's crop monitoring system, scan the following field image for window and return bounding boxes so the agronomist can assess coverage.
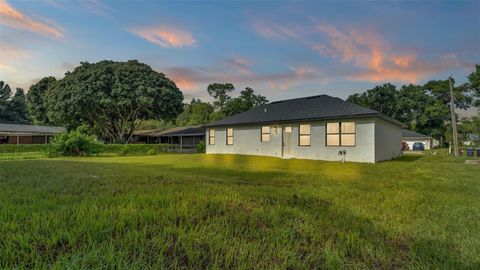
[326,122,355,146]
[226,128,234,145]
[340,122,355,146]
[326,122,340,146]
[284,126,292,133]
[299,124,311,146]
[209,129,215,145]
[261,126,270,142]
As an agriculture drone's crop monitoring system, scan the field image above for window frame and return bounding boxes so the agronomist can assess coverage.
[209,129,215,145]
[325,122,356,147]
[226,128,234,145]
[261,126,270,142]
[298,124,311,146]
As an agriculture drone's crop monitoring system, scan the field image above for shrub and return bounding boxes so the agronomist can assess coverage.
[49,131,100,157]
[147,149,156,155]
[119,145,129,156]
[196,140,206,153]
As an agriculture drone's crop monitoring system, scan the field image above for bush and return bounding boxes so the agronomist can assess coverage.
[147,149,157,155]
[49,131,100,157]
[119,145,128,156]
[196,140,206,153]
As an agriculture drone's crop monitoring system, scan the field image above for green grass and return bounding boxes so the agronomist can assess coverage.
[0,144,172,160]
[1,153,479,269]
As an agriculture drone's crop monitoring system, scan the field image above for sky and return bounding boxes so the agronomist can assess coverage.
[1,0,479,104]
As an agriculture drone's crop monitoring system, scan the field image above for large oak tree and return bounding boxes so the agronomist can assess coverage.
[46,60,183,143]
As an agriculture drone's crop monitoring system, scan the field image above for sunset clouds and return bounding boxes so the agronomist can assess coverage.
[251,18,473,84]
[128,25,196,48]
[315,22,429,83]
[164,60,324,96]
[0,0,63,38]
[0,1,477,100]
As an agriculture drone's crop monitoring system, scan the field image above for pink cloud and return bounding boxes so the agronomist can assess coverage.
[128,25,196,48]
[252,19,472,84]
[164,67,216,93]
[224,56,252,74]
[81,0,112,17]
[314,22,472,83]
[0,41,29,73]
[251,19,304,41]
[0,0,63,38]
[163,63,325,95]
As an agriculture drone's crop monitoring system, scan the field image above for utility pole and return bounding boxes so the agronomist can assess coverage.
[449,76,459,157]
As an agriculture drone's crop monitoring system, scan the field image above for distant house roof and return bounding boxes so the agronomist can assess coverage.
[466,133,480,141]
[203,94,406,128]
[157,126,205,137]
[135,126,205,137]
[133,129,160,136]
[402,129,431,139]
[0,123,66,135]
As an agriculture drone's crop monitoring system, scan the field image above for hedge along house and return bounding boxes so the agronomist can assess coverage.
[0,123,66,144]
[203,95,406,163]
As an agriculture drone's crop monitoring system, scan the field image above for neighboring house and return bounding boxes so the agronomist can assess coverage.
[402,129,437,150]
[133,126,205,152]
[203,95,406,163]
[0,123,66,144]
[463,134,480,146]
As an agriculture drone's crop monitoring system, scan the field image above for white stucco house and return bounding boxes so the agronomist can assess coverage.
[203,95,406,163]
[402,129,438,150]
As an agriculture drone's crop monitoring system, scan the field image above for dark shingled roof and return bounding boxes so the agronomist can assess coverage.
[0,123,66,135]
[402,129,431,138]
[203,94,406,128]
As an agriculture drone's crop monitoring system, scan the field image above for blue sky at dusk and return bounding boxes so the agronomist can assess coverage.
[1,0,479,102]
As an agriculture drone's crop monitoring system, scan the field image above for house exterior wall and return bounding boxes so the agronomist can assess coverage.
[8,136,18,144]
[18,136,33,144]
[3,135,50,144]
[374,119,403,162]
[206,125,283,157]
[206,117,386,163]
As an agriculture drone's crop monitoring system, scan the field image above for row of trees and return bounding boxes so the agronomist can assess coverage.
[177,84,268,126]
[0,60,268,143]
[1,60,478,144]
[346,65,480,143]
[0,82,29,124]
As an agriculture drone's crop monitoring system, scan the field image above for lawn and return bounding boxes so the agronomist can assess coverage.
[1,153,479,269]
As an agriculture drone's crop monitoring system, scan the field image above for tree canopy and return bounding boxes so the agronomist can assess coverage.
[175,85,268,126]
[207,83,235,110]
[26,76,57,124]
[466,65,480,108]
[46,60,184,143]
[347,75,476,142]
[0,81,29,124]
[177,98,215,126]
[221,87,268,116]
